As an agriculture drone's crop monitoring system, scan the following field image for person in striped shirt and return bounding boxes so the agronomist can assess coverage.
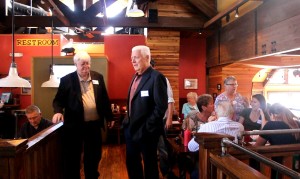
[188,101,244,152]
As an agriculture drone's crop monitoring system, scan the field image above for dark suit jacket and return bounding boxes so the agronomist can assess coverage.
[53,71,113,128]
[123,67,168,142]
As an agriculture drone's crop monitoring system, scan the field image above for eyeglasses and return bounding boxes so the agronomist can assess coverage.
[226,83,238,86]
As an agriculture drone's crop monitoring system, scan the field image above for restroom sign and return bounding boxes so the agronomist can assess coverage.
[16,39,59,46]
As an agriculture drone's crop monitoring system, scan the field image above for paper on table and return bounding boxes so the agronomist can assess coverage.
[172,121,180,124]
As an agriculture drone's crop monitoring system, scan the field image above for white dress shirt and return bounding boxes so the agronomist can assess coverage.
[188,117,244,152]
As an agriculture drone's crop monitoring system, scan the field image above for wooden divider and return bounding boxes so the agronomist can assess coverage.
[194,133,300,179]
[0,122,63,179]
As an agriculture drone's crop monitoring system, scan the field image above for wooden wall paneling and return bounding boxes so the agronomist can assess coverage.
[220,11,256,63]
[147,29,180,111]
[256,0,300,31]
[252,82,264,94]
[158,0,203,18]
[223,65,260,99]
[257,14,300,55]
[207,66,223,96]
[206,33,219,67]
[208,65,261,100]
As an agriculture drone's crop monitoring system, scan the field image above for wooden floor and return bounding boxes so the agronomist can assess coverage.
[98,144,129,179]
[80,144,181,179]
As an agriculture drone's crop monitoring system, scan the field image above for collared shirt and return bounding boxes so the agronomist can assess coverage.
[164,77,175,119]
[129,74,142,116]
[188,117,244,152]
[214,92,244,122]
[78,73,99,122]
[19,118,53,138]
[182,103,199,119]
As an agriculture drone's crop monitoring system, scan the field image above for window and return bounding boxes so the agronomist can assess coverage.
[52,64,76,82]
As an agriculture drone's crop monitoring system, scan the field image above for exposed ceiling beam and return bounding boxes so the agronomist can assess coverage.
[48,0,71,26]
[188,0,217,18]
[2,16,204,29]
[204,0,249,28]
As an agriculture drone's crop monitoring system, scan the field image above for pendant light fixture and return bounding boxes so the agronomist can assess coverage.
[0,0,31,88]
[126,0,144,17]
[41,10,59,88]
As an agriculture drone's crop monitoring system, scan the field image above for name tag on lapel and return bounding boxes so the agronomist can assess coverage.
[92,80,99,85]
[141,90,149,97]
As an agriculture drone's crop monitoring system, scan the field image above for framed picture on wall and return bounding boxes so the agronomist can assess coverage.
[184,78,198,89]
[21,78,31,95]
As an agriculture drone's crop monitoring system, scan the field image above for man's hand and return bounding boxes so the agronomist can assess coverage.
[52,113,64,123]
[165,117,172,130]
[108,121,115,129]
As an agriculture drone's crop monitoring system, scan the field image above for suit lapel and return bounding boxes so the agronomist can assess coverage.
[71,72,82,102]
[132,68,152,99]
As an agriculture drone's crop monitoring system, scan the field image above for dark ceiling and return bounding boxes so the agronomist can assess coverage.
[0,0,260,39]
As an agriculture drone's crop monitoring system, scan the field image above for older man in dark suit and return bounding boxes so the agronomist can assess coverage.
[123,45,168,179]
[52,51,114,179]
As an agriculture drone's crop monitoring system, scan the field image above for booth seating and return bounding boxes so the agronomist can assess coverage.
[193,132,300,179]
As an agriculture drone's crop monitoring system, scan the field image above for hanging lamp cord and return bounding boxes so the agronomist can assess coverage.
[12,0,16,67]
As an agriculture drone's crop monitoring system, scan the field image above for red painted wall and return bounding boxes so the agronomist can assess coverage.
[0,34,63,109]
[104,35,146,100]
[0,34,206,110]
[179,37,206,98]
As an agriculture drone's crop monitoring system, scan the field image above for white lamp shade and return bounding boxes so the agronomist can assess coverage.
[41,74,59,88]
[0,64,31,88]
[127,4,144,17]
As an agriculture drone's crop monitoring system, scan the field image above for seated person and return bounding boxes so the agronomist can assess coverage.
[182,94,216,132]
[19,105,53,138]
[182,92,199,119]
[189,101,244,151]
[254,103,300,146]
[239,94,270,143]
[184,101,244,179]
[239,94,270,131]
[254,103,300,178]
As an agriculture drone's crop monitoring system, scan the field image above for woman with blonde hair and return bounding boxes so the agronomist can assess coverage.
[182,92,199,118]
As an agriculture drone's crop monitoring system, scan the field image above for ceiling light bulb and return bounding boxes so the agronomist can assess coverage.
[235,8,239,18]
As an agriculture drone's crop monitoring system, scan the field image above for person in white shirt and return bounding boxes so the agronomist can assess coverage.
[151,59,176,178]
[188,101,244,152]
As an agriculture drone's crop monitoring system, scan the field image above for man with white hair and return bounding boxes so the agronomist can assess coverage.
[123,45,168,179]
[52,51,114,179]
[186,101,244,179]
[188,100,244,151]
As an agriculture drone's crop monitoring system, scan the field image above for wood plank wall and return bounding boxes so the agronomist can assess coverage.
[208,64,261,101]
[158,0,202,18]
[146,29,180,110]
[207,0,300,99]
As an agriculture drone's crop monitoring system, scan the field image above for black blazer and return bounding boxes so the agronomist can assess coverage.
[123,67,168,142]
[53,71,113,128]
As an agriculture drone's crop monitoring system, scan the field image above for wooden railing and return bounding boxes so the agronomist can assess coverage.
[0,122,64,179]
[194,132,300,179]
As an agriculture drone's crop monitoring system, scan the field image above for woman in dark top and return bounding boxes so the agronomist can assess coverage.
[239,94,270,131]
[254,103,300,179]
[255,103,300,146]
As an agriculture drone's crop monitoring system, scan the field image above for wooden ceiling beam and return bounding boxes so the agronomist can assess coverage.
[204,0,249,28]
[47,0,71,26]
[188,0,217,18]
[2,16,204,29]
